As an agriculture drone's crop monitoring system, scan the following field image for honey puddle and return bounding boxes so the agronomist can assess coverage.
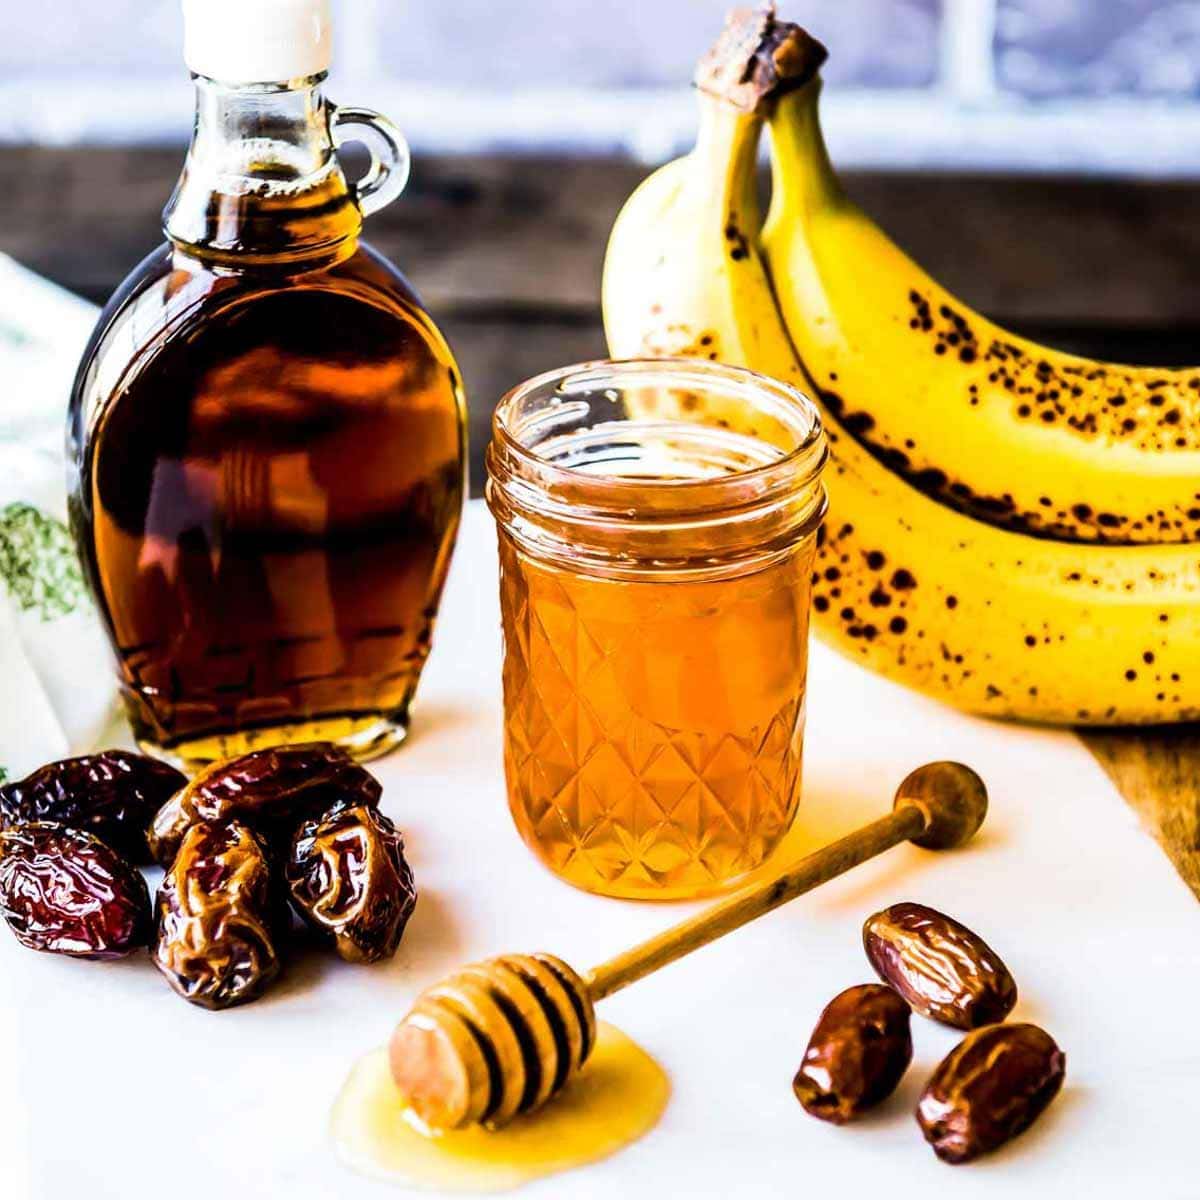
[331,1023,670,1193]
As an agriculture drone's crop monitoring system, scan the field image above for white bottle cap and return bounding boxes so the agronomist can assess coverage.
[182,0,333,83]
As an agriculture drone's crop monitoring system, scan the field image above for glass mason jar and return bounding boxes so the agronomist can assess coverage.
[486,359,827,900]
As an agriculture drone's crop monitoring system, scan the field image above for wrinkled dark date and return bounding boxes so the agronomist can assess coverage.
[153,820,282,1010]
[148,743,382,867]
[0,823,151,959]
[0,751,186,864]
[863,902,1017,1029]
[287,803,416,964]
[917,1023,1065,1163]
[793,984,913,1124]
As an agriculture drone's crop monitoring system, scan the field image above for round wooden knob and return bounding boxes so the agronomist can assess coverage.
[893,761,988,850]
[388,953,596,1131]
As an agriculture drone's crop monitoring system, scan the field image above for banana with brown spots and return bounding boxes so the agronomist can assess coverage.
[603,8,1200,725]
[763,35,1200,546]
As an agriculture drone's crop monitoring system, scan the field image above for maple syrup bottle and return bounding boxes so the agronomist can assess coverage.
[68,0,466,769]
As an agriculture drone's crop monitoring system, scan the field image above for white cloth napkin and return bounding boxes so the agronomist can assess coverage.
[0,254,116,778]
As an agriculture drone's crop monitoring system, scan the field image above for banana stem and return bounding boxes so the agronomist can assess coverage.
[694,7,828,115]
[767,83,847,225]
[694,96,766,237]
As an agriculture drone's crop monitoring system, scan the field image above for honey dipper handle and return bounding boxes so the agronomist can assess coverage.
[584,805,925,1002]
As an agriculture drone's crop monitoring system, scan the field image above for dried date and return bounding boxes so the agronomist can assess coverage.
[152,820,282,1010]
[148,743,382,867]
[0,751,186,864]
[0,823,151,958]
[917,1023,1065,1163]
[287,803,416,964]
[793,984,913,1124]
[863,902,1017,1029]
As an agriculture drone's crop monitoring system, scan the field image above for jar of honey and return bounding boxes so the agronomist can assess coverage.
[486,359,827,899]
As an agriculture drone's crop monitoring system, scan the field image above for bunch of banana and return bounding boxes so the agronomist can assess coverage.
[602,6,1200,726]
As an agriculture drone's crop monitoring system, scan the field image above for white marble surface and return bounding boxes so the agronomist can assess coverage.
[2,502,1199,1199]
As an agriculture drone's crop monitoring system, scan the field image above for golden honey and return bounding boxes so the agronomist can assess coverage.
[331,1022,669,1192]
[487,360,827,899]
[497,531,815,897]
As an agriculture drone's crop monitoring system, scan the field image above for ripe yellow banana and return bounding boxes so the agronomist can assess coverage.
[602,102,809,397]
[762,72,1200,546]
[602,11,1200,725]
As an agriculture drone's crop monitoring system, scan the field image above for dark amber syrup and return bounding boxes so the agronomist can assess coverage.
[69,172,465,768]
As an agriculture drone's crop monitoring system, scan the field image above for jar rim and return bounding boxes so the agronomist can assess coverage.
[489,357,826,519]
[486,357,828,578]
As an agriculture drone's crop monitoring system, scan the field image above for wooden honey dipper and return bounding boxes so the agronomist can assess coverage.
[389,761,987,1131]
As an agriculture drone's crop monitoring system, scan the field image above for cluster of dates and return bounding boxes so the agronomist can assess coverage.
[793,901,1065,1165]
[0,744,417,1010]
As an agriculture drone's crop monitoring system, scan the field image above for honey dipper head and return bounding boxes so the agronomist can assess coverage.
[389,953,596,1131]
[893,761,988,851]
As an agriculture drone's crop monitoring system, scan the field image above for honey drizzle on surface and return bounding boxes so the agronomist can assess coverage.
[331,1023,669,1193]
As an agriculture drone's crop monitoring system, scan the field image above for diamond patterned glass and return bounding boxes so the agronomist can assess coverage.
[488,359,826,899]
[499,533,815,899]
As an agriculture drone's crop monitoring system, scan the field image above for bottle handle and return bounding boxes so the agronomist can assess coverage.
[330,104,411,218]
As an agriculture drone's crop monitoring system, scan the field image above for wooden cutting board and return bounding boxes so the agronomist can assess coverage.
[1082,727,1200,899]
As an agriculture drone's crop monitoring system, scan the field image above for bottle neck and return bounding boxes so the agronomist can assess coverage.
[164,74,361,264]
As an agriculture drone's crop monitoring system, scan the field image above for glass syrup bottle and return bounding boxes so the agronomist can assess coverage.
[68,0,467,769]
